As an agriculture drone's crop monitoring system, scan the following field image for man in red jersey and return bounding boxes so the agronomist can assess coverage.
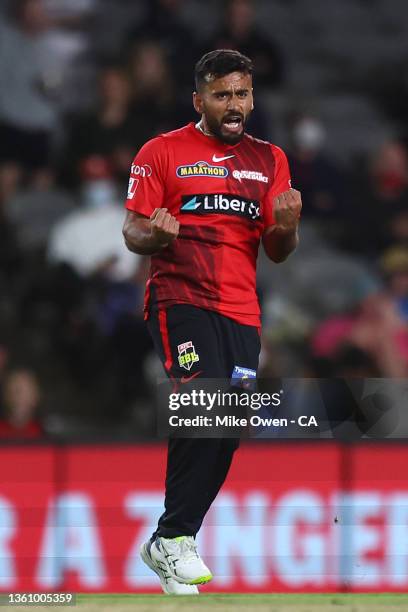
[123,49,301,594]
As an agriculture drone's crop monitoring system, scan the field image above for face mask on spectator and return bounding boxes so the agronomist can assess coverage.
[82,179,117,209]
[80,156,116,208]
[292,117,325,153]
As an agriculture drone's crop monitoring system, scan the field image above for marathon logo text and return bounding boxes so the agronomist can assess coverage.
[177,161,228,178]
[181,193,261,221]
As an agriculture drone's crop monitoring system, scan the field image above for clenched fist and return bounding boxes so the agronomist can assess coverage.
[150,208,180,247]
[273,188,302,233]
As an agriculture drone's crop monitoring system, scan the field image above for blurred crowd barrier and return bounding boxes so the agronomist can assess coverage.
[1,441,408,592]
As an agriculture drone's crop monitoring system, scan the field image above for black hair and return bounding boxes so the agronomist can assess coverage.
[194,49,253,91]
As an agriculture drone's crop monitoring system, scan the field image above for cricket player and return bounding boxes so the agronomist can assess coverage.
[123,49,302,594]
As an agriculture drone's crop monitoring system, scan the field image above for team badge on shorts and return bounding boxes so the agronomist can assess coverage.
[231,365,257,390]
[177,341,200,371]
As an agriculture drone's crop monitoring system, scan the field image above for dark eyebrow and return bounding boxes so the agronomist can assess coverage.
[212,89,249,96]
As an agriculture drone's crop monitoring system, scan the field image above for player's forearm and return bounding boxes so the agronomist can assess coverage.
[123,217,166,255]
[123,208,180,255]
[262,225,299,263]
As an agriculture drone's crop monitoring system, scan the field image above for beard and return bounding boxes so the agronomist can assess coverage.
[205,110,250,145]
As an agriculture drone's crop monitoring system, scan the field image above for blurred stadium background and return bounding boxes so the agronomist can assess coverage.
[0,0,408,595]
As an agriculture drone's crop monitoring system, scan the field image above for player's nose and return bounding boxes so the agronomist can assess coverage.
[226,95,241,111]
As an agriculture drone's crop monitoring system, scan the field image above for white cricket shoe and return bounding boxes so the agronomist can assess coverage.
[151,536,213,585]
[140,540,199,595]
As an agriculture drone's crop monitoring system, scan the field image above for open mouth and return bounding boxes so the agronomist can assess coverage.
[222,114,243,133]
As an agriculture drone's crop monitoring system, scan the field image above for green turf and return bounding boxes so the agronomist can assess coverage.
[9,593,408,612]
[77,592,408,605]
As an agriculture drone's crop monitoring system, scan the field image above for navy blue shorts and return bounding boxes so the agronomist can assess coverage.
[147,304,261,381]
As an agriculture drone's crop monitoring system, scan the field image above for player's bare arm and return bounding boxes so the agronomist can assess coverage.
[262,188,302,263]
[123,208,180,255]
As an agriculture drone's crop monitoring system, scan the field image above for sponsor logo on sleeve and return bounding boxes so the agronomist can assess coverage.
[131,163,152,178]
[127,163,153,199]
[176,161,228,179]
[127,177,139,199]
[180,193,261,221]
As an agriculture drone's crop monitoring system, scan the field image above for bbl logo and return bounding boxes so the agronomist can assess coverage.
[177,341,200,371]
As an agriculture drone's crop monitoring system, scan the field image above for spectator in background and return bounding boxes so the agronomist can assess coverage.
[201,0,280,139]
[49,156,139,281]
[0,342,9,390]
[128,39,192,136]
[381,246,408,323]
[48,156,151,411]
[205,0,284,90]
[311,293,408,378]
[0,163,24,304]
[0,368,44,439]
[127,0,197,90]
[0,163,23,215]
[0,175,22,288]
[323,345,380,378]
[62,64,148,188]
[287,114,347,242]
[42,0,95,62]
[39,0,98,112]
[348,140,408,256]
[0,0,59,173]
[4,168,76,256]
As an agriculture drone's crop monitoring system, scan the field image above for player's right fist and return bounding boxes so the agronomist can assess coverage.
[150,208,180,247]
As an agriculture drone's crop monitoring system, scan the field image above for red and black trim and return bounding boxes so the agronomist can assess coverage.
[158,309,173,373]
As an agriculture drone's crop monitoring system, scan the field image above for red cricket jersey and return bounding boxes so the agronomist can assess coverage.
[125,122,291,327]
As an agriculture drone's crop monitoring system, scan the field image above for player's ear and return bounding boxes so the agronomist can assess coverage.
[193,91,203,114]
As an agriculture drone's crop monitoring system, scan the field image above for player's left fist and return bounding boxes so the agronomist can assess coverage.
[273,188,302,233]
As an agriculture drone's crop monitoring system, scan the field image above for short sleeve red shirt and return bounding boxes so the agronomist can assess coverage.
[125,123,291,327]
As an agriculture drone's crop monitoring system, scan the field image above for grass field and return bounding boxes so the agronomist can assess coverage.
[8,593,408,612]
